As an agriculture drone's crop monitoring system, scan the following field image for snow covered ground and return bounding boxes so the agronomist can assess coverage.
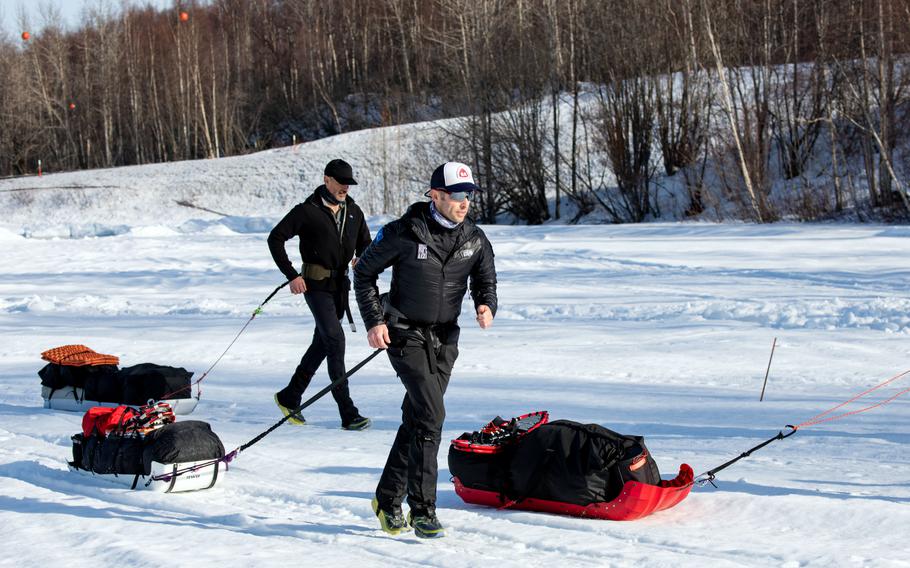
[1,214,909,567]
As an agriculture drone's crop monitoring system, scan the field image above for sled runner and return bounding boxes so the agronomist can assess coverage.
[449,413,692,521]
[143,459,221,492]
[68,458,222,493]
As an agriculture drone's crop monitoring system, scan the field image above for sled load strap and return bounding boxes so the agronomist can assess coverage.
[696,367,910,487]
[148,348,384,484]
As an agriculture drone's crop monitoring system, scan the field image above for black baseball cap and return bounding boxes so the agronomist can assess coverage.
[324,159,358,185]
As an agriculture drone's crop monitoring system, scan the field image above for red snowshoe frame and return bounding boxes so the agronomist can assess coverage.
[450,411,549,454]
[453,463,693,521]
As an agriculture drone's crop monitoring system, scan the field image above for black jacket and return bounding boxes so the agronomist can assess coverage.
[354,202,498,330]
[268,187,372,291]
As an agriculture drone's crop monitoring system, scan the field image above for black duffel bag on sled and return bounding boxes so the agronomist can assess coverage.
[119,363,194,405]
[70,411,225,493]
[449,412,693,521]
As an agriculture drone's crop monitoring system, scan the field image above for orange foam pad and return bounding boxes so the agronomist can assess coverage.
[41,344,120,367]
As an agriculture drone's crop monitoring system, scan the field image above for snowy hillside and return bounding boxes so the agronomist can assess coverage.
[2,86,662,234]
[0,118,446,237]
[1,215,909,566]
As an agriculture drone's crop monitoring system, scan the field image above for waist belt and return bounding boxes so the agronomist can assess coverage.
[301,263,356,332]
[386,314,453,374]
[301,262,348,281]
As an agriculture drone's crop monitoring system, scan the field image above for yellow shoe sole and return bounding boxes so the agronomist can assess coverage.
[343,417,372,431]
[274,394,306,426]
[372,497,410,535]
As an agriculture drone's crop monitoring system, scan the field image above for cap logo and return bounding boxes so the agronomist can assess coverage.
[457,167,469,179]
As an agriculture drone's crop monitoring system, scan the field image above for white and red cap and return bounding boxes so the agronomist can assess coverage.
[430,162,481,193]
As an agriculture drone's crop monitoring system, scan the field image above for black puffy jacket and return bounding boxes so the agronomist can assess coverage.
[354,202,498,330]
[268,187,371,292]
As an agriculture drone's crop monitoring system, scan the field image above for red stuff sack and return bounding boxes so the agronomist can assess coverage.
[81,405,138,437]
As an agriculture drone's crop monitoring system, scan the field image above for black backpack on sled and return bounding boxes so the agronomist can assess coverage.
[449,419,661,506]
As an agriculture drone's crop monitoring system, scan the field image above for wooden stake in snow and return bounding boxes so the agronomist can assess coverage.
[760,337,777,401]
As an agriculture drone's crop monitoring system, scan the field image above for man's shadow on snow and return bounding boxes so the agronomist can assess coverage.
[0,460,398,541]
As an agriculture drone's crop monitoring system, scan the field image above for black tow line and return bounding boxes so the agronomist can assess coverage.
[694,425,799,488]
[149,348,385,484]
[179,280,291,401]
[237,348,384,452]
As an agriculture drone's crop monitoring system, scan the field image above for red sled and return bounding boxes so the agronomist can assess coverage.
[453,463,694,521]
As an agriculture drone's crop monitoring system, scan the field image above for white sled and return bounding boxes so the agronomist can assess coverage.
[143,460,222,493]
[68,459,222,493]
[42,386,198,415]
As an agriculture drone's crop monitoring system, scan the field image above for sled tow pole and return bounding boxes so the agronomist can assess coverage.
[696,367,910,488]
[695,426,797,487]
[148,348,384,484]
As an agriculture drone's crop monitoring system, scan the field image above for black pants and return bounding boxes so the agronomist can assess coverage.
[277,289,359,424]
[376,325,459,514]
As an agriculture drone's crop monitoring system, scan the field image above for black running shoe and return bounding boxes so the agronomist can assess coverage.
[372,498,410,535]
[274,394,305,426]
[408,509,445,539]
[343,415,372,431]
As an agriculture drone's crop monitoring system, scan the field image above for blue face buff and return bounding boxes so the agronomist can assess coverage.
[430,201,461,229]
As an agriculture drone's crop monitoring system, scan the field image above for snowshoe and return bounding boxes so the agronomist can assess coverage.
[450,410,548,454]
[126,401,176,435]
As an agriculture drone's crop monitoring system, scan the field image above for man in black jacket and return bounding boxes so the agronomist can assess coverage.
[354,161,497,538]
[268,158,372,431]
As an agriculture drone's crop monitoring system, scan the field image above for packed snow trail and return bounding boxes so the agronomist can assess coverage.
[1,223,909,567]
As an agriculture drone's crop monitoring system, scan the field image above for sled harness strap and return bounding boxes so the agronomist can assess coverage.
[148,348,384,484]
[796,368,910,428]
[696,367,910,487]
